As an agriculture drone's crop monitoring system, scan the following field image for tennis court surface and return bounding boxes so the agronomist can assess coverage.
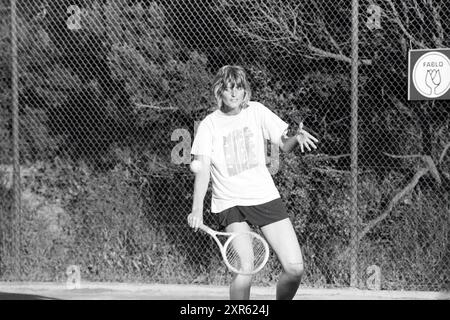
[0,282,448,300]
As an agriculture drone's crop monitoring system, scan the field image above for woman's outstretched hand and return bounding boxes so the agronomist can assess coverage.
[296,122,319,153]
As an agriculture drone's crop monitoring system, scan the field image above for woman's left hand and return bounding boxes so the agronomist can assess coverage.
[296,122,319,153]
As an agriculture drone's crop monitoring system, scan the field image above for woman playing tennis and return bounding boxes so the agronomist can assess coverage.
[187,65,318,300]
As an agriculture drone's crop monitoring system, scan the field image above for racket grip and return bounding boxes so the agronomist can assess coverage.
[198,223,213,234]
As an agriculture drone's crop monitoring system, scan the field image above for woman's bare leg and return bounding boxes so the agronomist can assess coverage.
[261,218,304,300]
[226,222,253,300]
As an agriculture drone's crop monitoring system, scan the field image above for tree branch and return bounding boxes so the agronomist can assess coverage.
[357,167,429,243]
[311,167,351,175]
[338,167,429,261]
[384,152,441,185]
[384,0,428,49]
[439,142,450,164]
[310,1,343,56]
[338,143,450,260]
[304,153,351,161]
[412,0,426,24]
[383,152,423,160]
[430,2,444,47]
[226,1,372,66]
[134,102,177,111]
[307,44,372,66]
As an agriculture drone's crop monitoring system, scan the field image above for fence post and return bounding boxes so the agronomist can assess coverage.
[10,0,21,278]
[350,0,360,288]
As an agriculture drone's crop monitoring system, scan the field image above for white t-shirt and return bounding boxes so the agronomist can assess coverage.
[191,101,289,213]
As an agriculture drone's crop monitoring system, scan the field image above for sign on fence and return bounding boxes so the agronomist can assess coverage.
[408,49,450,100]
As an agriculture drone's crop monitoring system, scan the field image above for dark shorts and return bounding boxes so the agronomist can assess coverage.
[216,198,288,229]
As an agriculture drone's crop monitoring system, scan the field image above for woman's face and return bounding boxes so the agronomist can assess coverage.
[221,83,245,112]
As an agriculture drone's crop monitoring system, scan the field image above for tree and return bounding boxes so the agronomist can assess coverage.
[11,0,213,167]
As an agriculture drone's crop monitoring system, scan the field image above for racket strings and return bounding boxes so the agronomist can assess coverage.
[225,233,267,273]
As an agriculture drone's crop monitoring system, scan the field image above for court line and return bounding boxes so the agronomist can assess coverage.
[0,282,448,300]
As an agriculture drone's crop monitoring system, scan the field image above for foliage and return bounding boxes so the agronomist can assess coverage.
[0,4,11,164]
[11,0,213,167]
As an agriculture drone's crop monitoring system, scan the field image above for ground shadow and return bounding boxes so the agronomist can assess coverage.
[0,292,59,300]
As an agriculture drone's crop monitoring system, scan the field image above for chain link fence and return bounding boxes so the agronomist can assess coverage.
[0,0,449,291]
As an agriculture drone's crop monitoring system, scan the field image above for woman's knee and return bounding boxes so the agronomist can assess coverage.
[232,273,253,285]
[283,261,304,279]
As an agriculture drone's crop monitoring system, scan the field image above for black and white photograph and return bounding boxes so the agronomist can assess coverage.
[0,0,448,308]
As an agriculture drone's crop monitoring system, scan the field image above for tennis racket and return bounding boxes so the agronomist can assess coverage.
[198,223,270,275]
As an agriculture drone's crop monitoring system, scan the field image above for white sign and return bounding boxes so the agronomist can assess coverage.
[409,49,450,100]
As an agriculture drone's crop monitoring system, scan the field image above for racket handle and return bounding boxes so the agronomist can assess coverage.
[198,223,213,234]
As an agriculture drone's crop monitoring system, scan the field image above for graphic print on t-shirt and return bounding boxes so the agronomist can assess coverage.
[223,127,258,176]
